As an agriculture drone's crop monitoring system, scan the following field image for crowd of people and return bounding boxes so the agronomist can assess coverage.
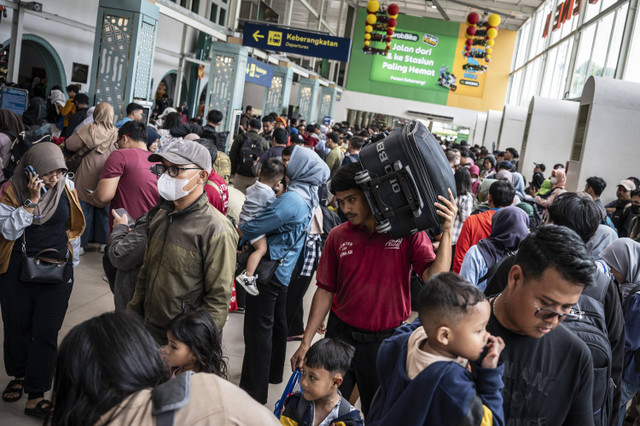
[1,87,640,426]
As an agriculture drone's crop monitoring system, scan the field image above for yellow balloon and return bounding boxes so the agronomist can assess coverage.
[486,48,493,54]
[485,55,492,60]
[486,39,495,47]
[367,0,380,13]
[365,25,373,33]
[488,14,501,27]
[365,33,371,40]
[366,14,377,25]
[364,40,370,47]
[487,28,498,39]
[465,33,472,39]
[388,14,398,19]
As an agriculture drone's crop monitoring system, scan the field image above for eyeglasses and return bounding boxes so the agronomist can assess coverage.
[42,170,68,179]
[150,164,201,177]
[534,306,582,322]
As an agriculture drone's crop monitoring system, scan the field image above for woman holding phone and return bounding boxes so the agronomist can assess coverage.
[0,142,85,419]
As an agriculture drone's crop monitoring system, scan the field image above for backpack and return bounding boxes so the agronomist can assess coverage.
[517,199,544,230]
[562,271,615,426]
[320,204,341,245]
[2,126,53,178]
[214,152,231,185]
[237,133,264,177]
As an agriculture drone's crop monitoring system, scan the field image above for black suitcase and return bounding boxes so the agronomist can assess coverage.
[357,121,456,239]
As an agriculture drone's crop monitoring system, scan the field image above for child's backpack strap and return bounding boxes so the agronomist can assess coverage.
[152,371,193,426]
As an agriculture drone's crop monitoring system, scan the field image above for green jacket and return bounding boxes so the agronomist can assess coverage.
[128,193,238,335]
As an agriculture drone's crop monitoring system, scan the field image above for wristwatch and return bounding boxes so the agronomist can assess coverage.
[23,199,37,208]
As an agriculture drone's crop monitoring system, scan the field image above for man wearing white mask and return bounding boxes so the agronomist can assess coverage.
[127,139,238,344]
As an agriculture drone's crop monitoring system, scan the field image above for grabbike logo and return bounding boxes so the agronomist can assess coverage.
[393,31,419,42]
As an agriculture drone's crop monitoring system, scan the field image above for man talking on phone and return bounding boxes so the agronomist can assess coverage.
[89,121,160,287]
[90,121,160,230]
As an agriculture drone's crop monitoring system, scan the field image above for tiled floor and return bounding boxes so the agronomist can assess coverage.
[0,245,320,425]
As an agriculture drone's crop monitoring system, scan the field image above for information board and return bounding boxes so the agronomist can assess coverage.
[0,86,28,116]
[243,22,352,62]
[245,57,274,87]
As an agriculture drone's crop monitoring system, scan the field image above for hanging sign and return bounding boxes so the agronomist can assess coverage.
[245,57,274,87]
[243,22,352,62]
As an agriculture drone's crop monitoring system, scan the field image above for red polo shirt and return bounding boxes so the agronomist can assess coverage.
[316,222,436,331]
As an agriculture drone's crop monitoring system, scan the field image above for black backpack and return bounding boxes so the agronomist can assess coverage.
[562,271,615,426]
[2,125,52,178]
[237,133,264,177]
[320,204,342,245]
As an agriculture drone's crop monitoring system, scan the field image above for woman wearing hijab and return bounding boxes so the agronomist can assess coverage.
[534,169,567,208]
[238,145,329,404]
[0,142,84,418]
[600,238,640,425]
[0,108,25,181]
[65,102,117,253]
[459,206,530,291]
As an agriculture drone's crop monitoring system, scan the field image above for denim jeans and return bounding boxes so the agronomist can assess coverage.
[79,200,109,247]
[620,379,640,426]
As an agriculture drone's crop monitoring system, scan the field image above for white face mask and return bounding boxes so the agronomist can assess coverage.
[550,177,558,185]
[454,159,460,166]
[157,172,200,201]
[342,143,349,150]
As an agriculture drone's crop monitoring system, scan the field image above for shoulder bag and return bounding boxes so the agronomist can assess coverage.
[20,234,72,284]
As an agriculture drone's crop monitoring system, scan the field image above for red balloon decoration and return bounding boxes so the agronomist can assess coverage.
[465,39,473,46]
[467,12,480,25]
[387,18,397,27]
[466,26,477,36]
[387,28,394,35]
[387,3,399,15]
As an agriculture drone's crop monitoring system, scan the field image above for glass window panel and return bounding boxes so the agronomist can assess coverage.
[550,39,573,98]
[584,0,603,23]
[604,4,628,78]
[509,70,524,105]
[570,23,597,97]
[210,3,218,22]
[191,0,200,13]
[590,12,615,77]
[601,0,618,10]
[516,22,532,69]
[218,8,226,26]
[540,47,559,97]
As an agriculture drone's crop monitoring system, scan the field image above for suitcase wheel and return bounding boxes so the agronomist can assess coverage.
[376,219,392,234]
[355,170,371,185]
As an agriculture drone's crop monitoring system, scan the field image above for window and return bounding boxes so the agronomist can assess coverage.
[210,3,218,22]
[218,8,226,26]
[540,46,559,97]
[570,23,597,97]
[191,0,200,13]
[590,12,615,77]
[516,21,532,69]
[603,4,629,78]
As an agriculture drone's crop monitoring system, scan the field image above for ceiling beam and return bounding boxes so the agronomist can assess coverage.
[432,0,451,20]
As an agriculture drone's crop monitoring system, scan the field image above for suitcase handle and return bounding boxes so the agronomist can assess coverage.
[360,164,425,220]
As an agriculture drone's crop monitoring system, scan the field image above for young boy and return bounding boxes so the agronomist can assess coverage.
[281,339,363,426]
[367,272,505,425]
[235,158,285,296]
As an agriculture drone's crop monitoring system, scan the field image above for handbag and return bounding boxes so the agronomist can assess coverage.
[63,145,92,173]
[20,234,72,284]
[235,222,311,286]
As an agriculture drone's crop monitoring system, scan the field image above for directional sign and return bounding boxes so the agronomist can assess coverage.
[245,56,274,87]
[242,22,352,62]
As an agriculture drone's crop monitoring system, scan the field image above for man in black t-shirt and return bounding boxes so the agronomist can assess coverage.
[487,225,596,425]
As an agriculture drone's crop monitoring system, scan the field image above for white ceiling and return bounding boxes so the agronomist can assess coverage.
[267,0,543,34]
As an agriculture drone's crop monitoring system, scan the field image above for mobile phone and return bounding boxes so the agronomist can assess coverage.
[114,208,135,226]
[24,165,47,195]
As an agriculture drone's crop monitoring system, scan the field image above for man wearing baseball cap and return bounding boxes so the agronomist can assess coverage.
[606,179,637,237]
[128,139,238,343]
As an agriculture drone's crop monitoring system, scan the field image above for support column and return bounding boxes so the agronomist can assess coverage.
[317,84,337,123]
[263,62,294,116]
[7,5,24,84]
[205,41,248,143]
[298,76,320,123]
[89,0,159,121]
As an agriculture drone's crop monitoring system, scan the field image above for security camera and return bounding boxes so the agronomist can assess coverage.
[23,2,43,12]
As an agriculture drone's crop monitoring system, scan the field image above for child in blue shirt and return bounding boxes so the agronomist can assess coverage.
[280,339,363,426]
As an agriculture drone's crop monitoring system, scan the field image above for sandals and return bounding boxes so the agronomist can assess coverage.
[2,379,23,402]
[24,399,52,419]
